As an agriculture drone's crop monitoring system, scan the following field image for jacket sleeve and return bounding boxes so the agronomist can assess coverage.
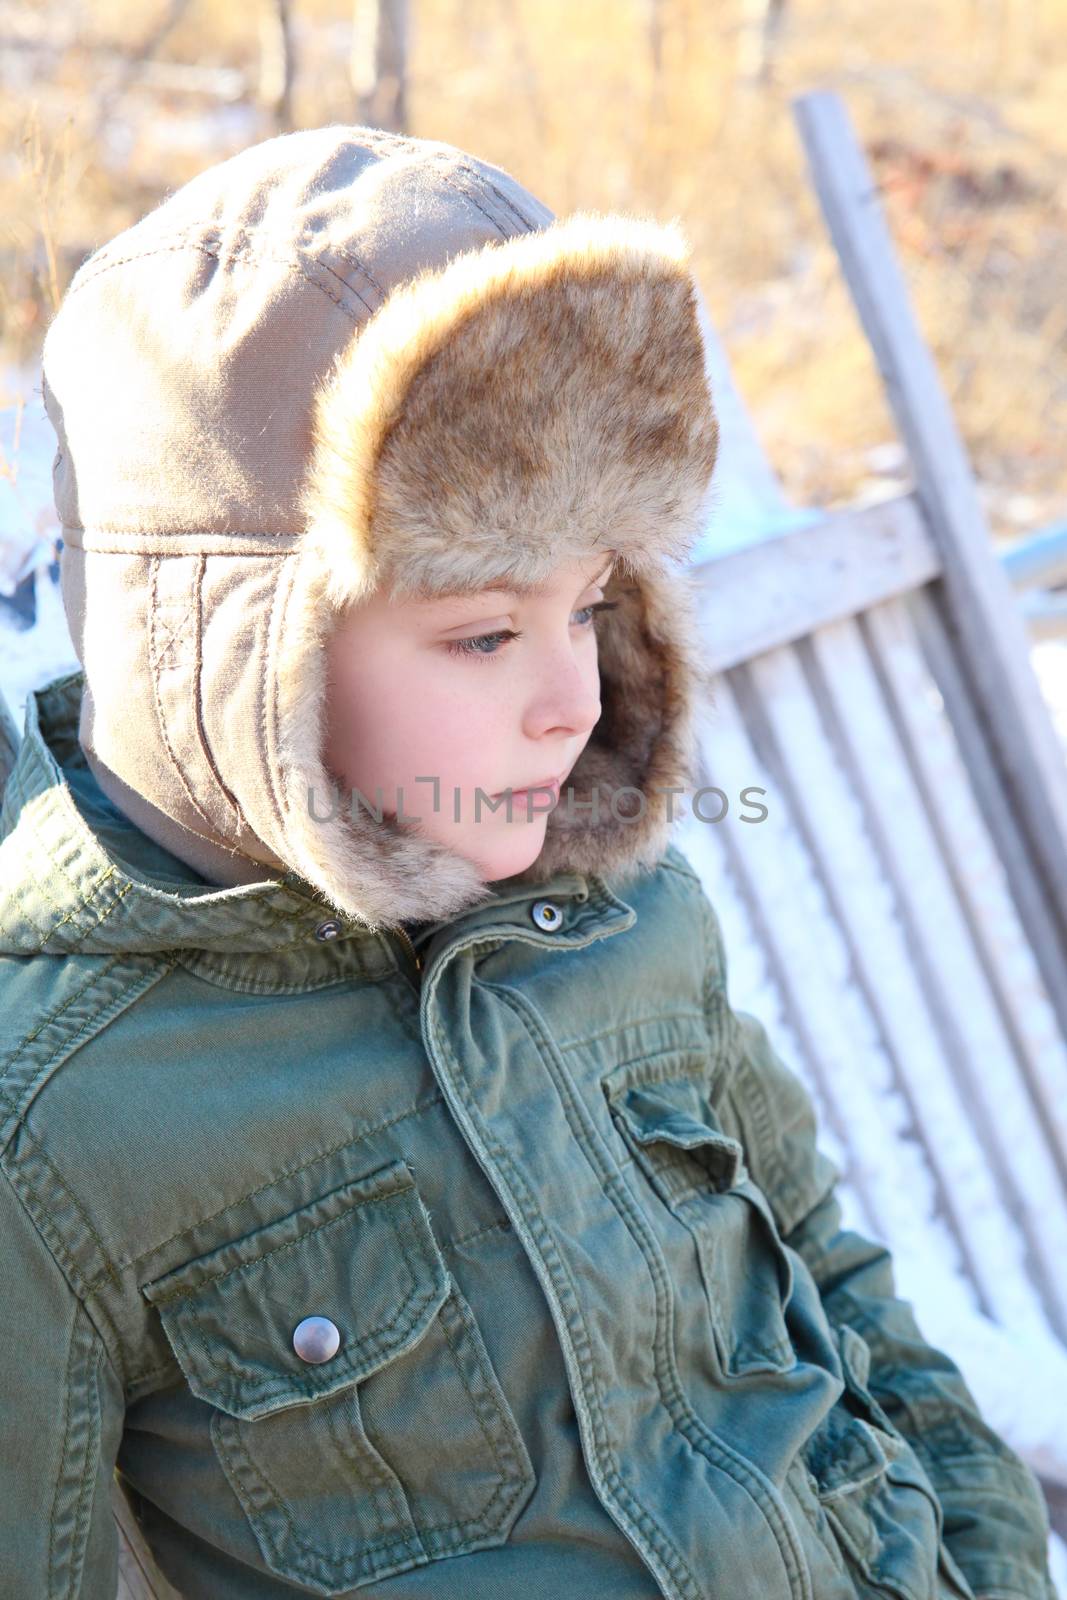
[700,896,1058,1600]
[0,1163,124,1598]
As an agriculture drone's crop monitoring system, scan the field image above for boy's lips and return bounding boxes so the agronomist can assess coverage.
[492,774,562,799]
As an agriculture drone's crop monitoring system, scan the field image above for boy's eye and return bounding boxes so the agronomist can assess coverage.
[446,627,521,660]
[444,600,618,663]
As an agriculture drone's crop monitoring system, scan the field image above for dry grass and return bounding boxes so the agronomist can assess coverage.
[2,0,1065,539]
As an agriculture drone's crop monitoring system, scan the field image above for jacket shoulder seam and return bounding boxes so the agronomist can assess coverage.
[1,1160,127,1392]
[0,954,175,1150]
[14,1127,122,1291]
[657,843,702,885]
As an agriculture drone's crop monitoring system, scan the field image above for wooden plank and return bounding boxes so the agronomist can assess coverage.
[905,584,1067,1047]
[681,673,977,1308]
[1001,521,1067,592]
[793,88,1067,947]
[719,637,1056,1338]
[112,1478,183,1600]
[688,492,939,674]
[681,665,1067,1486]
[803,606,1067,1336]
[863,597,1067,1183]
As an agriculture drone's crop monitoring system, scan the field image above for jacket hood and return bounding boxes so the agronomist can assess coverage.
[39,124,719,931]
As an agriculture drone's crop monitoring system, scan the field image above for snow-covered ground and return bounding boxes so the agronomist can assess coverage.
[0,371,77,717]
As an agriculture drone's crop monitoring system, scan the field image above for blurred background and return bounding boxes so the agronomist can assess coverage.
[3,0,1067,714]
[3,5,1067,528]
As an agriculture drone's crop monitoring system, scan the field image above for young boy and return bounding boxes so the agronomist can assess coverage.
[0,124,1056,1599]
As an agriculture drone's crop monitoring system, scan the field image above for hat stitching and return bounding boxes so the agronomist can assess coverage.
[150,597,196,672]
[68,235,366,326]
[59,531,302,553]
[449,157,543,233]
[433,164,515,240]
[314,254,378,318]
[328,241,389,300]
[262,550,298,842]
[192,557,245,837]
[148,557,259,848]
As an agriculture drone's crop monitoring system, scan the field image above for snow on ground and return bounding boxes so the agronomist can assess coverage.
[0,371,79,721]
[1032,638,1067,749]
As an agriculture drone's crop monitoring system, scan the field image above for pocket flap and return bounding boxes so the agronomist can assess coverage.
[604,1074,746,1197]
[142,1158,449,1421]
[806,1410,892,1500]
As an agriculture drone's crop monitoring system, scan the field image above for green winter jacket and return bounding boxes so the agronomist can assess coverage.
[0,671,1056,1600]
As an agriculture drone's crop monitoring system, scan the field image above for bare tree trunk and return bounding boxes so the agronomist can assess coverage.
[737,0,786,87]
[637,0,665,79]
[997,0,1038,89]
[504,0,549,148]
[351,0,409,132]
[90,0,193,138]
[259,0,297,132]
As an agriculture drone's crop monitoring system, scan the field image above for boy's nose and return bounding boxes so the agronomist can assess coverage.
[526,668,602,742]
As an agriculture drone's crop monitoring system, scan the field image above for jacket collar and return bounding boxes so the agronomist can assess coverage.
[0,673,604,962]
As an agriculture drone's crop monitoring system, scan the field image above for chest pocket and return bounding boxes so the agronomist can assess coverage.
[805,1323,976,1600]
[602,1066,797,1378]
[142,1158,536,1596]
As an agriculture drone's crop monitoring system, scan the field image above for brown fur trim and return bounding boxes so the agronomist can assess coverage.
[515,560,716,889]
[300,210,718,604]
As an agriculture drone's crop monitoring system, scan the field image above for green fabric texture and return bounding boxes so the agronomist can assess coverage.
[0,673,1058,1599]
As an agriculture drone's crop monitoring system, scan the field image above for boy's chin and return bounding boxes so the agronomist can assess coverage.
[461,825,550,884]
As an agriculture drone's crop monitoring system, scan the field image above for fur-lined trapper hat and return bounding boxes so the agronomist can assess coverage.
[41,124,719,930]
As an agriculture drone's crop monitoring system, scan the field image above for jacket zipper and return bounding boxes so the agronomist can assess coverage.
[393,924,423,984]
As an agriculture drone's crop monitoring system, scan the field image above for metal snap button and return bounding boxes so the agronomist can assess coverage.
[292,1316,341,1364]
[314,919,342,942]
[531,900,563,931]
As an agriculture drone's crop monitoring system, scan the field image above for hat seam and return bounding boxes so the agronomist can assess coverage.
[327,241,389,301]
[149,556,236,846]
[449,155,544,233]
[263,547,299,847]
[192,555,246,837]
[59,527,302,553]
[66,234,368,326]
[315,250,381,318]
[311,253,377,317]
[433,160,518,240]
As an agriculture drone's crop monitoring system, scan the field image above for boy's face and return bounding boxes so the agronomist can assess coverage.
[322,550,614,884]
